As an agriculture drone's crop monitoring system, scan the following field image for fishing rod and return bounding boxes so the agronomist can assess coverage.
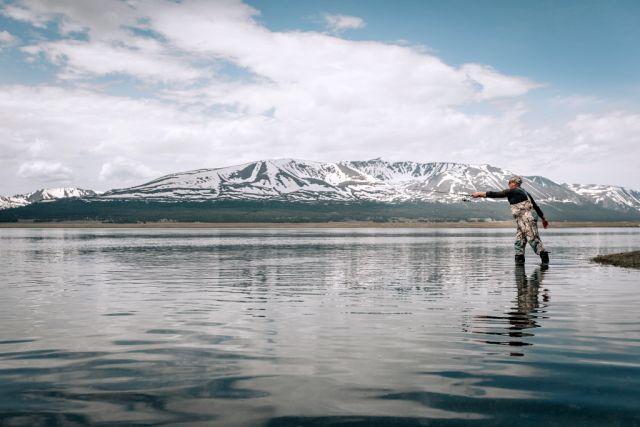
[432,190,475,202]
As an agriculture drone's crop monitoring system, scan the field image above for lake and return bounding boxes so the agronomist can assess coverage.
[1,227,639,426]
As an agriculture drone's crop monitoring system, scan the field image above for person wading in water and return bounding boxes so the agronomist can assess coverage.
[472,176,550,265]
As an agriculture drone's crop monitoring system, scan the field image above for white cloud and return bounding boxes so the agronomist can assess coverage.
[10,0,536,104]
[21,40,205,82]
[99,157,159,183]
[0,0,638,192]
[3,82,638,193]
[462,63,542,100]
[551,95,602,108]
[18,160,73,181]
[323,14,365,33]
[0,30,18,45]
[1,0,137,37]
[514,111,640,186]
[0,85,217,177]
[568,111,640,146]
[1,3,49,28]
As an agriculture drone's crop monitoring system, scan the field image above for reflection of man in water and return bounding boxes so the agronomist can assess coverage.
[512,265,548,332]
[473,266,549,357]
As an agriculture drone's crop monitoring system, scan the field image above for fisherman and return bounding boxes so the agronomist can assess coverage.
[472,176,550,265]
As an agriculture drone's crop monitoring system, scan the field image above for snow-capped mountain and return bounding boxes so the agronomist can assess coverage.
[563,184,640,211]
[3,161,638,219]
[0,195,30,210]
[0,188,98,210]
[100,158,590,205]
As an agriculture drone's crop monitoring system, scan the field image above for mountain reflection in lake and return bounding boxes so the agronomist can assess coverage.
[0,227,639,426]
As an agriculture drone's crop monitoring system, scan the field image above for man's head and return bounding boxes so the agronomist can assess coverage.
[508,176,523,189]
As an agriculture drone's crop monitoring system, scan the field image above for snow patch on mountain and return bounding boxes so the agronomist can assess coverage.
[563,184,640,211]
[4,160,638,217]
[100,158,595,205]
[0,195,30,210]
[0,188,99,210]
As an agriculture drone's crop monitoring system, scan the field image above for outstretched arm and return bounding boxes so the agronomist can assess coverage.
[473,189,509,198]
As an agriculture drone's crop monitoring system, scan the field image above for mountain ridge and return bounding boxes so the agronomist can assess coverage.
[1,159,639,221]
[99,158,625,207]
[0,188,98,210]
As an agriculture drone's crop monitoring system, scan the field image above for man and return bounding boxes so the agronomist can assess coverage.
[472,176,550,265]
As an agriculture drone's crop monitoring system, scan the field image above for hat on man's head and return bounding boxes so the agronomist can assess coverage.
[508,176,523,185]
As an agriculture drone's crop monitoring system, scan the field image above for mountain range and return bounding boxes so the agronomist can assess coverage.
[1,159,639,222]
[0,188,98,210]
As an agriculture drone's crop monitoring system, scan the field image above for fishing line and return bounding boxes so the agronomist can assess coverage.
[431,190,475,202]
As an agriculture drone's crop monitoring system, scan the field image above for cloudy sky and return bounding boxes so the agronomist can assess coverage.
[1,0,639,194]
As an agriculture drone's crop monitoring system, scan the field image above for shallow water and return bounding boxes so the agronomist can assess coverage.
[0,227,639,426]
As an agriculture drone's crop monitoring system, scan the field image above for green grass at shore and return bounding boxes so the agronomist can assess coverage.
[592,251,640,269]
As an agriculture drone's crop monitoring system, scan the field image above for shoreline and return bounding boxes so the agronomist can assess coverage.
[1,221,639,229]
[592,251,640,269]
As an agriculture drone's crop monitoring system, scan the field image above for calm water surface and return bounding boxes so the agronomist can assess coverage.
[0,227,639,426]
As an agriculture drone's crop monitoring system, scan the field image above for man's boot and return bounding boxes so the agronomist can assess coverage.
[515,254,525,264]
[540,251,550,264]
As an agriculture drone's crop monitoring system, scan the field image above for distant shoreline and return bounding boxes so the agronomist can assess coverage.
[1,221,639,229]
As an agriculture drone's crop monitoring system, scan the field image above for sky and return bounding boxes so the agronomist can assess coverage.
[0,0,639,194]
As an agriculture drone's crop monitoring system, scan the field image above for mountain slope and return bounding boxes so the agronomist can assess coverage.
[2,160,639,222]
[100,158,595,206]
[0,188,98,210]
[563,184,640,211]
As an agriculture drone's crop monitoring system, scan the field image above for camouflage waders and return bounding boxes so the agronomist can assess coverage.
[511,200,546,256]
